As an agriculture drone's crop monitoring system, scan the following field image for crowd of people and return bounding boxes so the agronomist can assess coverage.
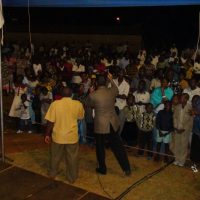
[2,41,200,180]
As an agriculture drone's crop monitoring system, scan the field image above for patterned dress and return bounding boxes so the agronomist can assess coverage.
[121,105,139,146]
[9,85,27,118]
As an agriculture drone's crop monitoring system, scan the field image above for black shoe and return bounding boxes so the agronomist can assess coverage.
[164,156,169,163]
[96,168,107,175]
[124,170,131,176]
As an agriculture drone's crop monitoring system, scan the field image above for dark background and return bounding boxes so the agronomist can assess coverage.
[3,6,200,50]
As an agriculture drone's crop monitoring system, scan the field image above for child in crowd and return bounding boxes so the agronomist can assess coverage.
[171,94,180,111]
[173,93,193,167]
[16,94,32,134]
[9,75,27,119]
[155,101,173,162]
[170,94,180,151]
[137,103,155,159]
[40,87,53,126]
[32,86,42,133]
[121,94,138,146]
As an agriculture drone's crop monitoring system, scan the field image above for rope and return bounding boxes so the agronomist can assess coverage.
[27,0,32,58]
[194,11,200,64]
[9,120,188,160]
[97,173,115,200]
[115,160,173,200]
[84,135,193,161]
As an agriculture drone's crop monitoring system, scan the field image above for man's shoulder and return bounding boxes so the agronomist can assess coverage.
[195,87,200,92]
[51,99,61,104]
[91,87,112,97]
[122,79,130,86]
[55,98,83,107]
[72,99,83,106]
[183,88,190,93]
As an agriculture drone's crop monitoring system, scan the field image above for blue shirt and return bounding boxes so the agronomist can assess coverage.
[150,87,174,108]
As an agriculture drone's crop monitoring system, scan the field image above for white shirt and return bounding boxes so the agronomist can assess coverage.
[133,91,150,113]
[137,50,146,65]
[183,87,200,103]
[151,56,159,68]
[72,64,85,84]
[170,47,178,57]
[20,101,30,120]
[113,79,130,110]
[101,58,113,67]
[119,57,130,69]
[33,63,42,76]
[180,57,187,64]
[177,108,184,130]
[133,91,150,104]
[73,64,85,73]
[193,62,200,74]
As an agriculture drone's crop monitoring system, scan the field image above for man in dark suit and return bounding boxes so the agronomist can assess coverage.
[88,73,131,175]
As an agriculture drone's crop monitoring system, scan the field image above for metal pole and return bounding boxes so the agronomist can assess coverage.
[0,43,5,163]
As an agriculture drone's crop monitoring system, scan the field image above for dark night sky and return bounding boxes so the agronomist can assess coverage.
[3,5,200,49]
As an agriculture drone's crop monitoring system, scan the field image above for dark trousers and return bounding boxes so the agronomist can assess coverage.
[35,111,42,133]
[190,134,200,163]
[138,130,153,157]
[19,118,32,131]
[95,125,130,172]
[86,122,94,144]
[49,142,79,183]
[155,142,170,162]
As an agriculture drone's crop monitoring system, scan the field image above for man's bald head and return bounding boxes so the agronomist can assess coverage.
[61,87,72,97]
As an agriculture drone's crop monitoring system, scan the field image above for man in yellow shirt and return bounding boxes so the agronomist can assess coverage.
[45,87,84,183]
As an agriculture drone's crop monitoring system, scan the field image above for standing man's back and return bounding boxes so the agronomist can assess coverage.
[45,87,84,183]
[89,73,131,176]
[89,78,120,134]
[46,97,84,144]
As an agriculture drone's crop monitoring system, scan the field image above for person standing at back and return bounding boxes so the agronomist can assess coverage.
[44,87,84,183]
[112,69,130,135]
[88,73,131,176]
[173,93,193,167]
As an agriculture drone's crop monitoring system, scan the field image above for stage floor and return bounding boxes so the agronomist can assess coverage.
[1,131,200,200]
[0,163,109,200]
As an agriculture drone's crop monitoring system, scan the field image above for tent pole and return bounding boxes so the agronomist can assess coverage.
[0,43,5,163]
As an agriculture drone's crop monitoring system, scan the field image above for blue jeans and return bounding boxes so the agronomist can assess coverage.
[19,118,32,131]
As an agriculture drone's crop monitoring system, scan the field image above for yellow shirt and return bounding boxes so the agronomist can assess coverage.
[179,79,189,90]
[186,67,193,80]
[45,97,84,144]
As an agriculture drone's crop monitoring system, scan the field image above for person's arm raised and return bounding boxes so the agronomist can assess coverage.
[107,73,118,95]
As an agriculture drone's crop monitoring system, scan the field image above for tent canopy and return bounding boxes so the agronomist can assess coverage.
[3,0,200,7]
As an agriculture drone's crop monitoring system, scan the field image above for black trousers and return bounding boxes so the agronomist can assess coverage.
[95,125,130,172]
[190,133,200,163]
[138,130,153,157]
